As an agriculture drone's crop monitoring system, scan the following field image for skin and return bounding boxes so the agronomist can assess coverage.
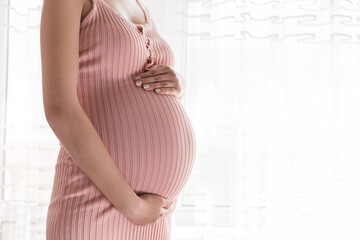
[81,0,186,97]
[88,0,149,24]
[134,64,186,98]
[40,0,178,226]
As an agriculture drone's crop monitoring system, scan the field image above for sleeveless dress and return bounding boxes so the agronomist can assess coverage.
[45,0,197,239]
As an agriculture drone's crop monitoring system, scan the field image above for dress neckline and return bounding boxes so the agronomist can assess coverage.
[99,0,151,27]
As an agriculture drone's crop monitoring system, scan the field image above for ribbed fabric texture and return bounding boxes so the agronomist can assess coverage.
[45,0,197,239]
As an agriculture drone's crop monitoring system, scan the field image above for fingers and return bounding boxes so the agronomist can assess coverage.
[135,64,173,79]
[137,79,179,96]
[160,209,167,218]
[153,199,176,225]
[166,203,175,213]
[152,87,178,96]
[162,197,173,207]
[156,205,174,223]
[133,64,182,97]
[141,81,176,91]
[134,66,177,88]
[136,78,176,90]
[161,200,175,214]
[163,202,173,210]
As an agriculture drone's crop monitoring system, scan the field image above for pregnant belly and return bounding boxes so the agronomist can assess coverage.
[79,79,197,201]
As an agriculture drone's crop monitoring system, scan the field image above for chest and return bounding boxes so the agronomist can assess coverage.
[79,8,175,70]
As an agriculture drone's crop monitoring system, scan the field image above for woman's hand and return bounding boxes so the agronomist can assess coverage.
[124,193,175,226]
[134,64,187,99]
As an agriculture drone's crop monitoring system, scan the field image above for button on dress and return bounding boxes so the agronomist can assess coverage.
[45,0,197,239]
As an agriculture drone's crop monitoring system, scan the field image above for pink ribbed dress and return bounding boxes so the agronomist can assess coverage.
[45,0,196,239]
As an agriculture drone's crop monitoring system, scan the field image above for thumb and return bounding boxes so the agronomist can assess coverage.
[164,203,175,215]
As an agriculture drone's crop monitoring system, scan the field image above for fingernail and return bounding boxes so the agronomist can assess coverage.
[135,75,141,80]
[143,84,150,89]
[135,81,142,86]
[155,88,161,92]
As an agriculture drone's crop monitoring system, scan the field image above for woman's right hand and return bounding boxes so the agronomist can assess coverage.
[124,193,175,226]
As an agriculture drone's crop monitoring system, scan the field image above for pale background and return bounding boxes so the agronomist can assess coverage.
[0,0,360,239]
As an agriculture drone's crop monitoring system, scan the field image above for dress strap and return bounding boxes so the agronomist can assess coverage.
[136,0,151,20]
[80,0,99,28]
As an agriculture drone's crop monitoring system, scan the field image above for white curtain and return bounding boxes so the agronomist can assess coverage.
[1,0,360,239]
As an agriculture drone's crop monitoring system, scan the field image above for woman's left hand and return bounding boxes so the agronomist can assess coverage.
[134,64,186,99]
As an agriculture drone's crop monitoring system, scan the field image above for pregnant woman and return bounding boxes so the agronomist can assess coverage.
[40,0,196,238]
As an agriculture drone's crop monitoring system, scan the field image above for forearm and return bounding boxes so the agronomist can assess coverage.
[45,104,141,217]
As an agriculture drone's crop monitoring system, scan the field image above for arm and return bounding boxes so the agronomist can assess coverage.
[40,0,140,219]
